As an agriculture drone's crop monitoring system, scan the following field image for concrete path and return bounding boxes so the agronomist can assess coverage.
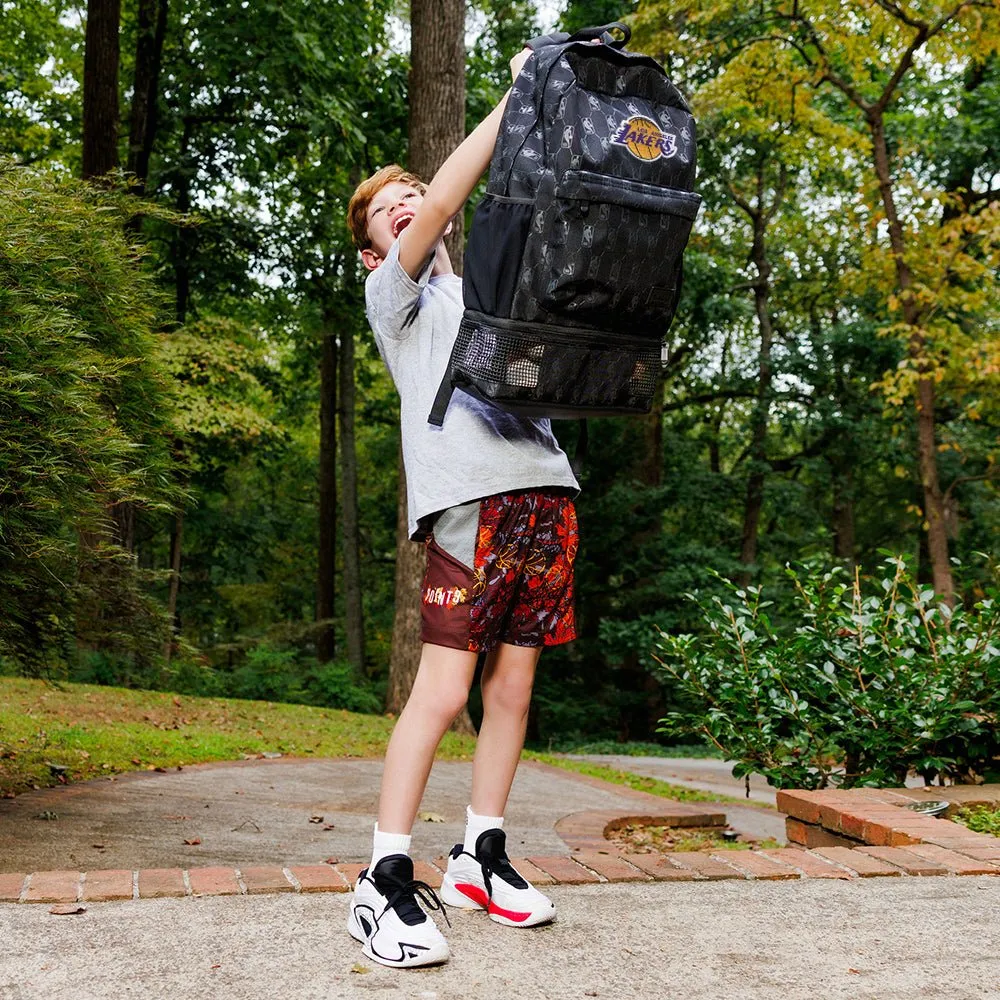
[0,757,755,873]
[2,878,998,999]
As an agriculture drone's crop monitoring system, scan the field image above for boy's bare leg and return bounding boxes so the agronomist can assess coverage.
[470,643,542,817]
[377,642,478,834]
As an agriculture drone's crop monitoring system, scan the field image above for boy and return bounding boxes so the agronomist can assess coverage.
[344,49,580,969]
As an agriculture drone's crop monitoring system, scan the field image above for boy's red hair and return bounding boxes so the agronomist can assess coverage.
[347,165,427,251]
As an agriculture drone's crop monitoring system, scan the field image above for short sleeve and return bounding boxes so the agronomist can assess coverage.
[365,241,436,342]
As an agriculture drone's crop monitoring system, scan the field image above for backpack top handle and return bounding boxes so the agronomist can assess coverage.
[526,22,631,52]
[567,22,631,47]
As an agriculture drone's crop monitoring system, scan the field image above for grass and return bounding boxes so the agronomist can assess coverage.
[953,804,1000,836]
[0,677,741,809]
[0,677,476,797]
[526,753,771,808]
[539,739,724,759]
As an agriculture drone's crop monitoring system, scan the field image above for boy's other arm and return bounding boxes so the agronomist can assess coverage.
[397,49,531,279]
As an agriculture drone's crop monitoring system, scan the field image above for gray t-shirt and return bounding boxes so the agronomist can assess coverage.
[366,242,579,540]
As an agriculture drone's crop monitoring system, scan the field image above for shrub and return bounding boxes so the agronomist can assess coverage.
[226,644,303,703]
[303,660,383,714]
[654,558,1000,789]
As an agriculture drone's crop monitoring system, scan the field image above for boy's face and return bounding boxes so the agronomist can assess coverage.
[361,181,423,271]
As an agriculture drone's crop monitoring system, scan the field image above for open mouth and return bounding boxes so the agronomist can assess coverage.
[391,212,415,238]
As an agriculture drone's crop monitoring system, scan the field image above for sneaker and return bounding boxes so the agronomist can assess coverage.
[347,854,450,968]
[440,829,556,927]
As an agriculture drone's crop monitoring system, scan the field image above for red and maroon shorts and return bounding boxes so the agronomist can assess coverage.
[420,490,578,653]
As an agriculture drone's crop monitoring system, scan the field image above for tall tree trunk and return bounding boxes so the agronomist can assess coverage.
[386,457,425,714]
[317,328,338,664]
[407,0,467,271]
[126,0,168,191]
[832,465,856,564]
[174,118,193,323]
[163,509,183,661]
[339,317,365,673]
[82,0,121,179]
[737,213,774,588]
[387,0,475,733]
[869,110,953,604]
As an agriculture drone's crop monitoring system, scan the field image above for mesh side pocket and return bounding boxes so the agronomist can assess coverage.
[451,314,660,418]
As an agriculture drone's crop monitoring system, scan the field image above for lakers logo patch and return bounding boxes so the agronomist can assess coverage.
[611,116,677,161]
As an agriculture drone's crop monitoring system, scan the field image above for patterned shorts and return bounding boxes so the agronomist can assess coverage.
[420,490,579,653]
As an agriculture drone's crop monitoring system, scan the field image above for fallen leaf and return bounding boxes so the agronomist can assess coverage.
[49,905,86,915]
[350,963,371,974]
[322,824,336,831]
[173,697,182,707]
[417,811,445,823]
[848,969,861,975]
[131,758,141,765]
[92,844,106,849]
[164,814,191,820]
[183,837,202,845]
[322,856,339,865]
[308,815,324,824]
[210,964,221,971]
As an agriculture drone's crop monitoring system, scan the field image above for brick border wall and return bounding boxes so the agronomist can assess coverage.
[3,842,999,906]
[776,788,1000,853]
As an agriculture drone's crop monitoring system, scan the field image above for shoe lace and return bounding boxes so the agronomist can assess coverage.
[381,877,451,929]
[453,846,528,894]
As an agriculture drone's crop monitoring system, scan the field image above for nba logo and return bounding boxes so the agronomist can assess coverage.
[611,116,678,162]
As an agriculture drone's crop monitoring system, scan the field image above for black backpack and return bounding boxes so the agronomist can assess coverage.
[428,22,700,427]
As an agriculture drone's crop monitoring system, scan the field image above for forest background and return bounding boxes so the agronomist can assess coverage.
[2,0,998,751]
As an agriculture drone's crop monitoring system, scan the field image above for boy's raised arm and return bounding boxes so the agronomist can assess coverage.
[397,49,531,280]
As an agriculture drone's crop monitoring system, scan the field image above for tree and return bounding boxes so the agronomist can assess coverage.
[636,0,1000,604]
[82,0,121,179]
[386,0,474,727]
[0,167,180,672]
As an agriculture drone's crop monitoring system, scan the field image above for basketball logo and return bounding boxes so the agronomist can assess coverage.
[611,116,677,161]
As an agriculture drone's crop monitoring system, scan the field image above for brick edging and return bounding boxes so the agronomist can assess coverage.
[3,843,998,906]
[777,787,1000,853]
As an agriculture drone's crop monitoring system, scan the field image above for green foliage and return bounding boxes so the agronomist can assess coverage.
[953,804,1000,837]
[0,164,181,671]
[655,559,1000,788]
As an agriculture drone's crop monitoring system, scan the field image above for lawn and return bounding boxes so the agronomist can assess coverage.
[0,677,741,805]
[0,676,475,797]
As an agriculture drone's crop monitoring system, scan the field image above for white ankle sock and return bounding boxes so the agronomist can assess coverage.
[463,805,504,854]
[370,823,412,870]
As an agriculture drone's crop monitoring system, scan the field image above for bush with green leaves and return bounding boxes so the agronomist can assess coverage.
[654,558,1000,789]
[0,164,181,672]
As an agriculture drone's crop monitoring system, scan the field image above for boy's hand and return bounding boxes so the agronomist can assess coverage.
[509,46,531,82]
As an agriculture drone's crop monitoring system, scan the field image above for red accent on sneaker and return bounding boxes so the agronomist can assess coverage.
[487,900,532,923]
[456,883,489,907]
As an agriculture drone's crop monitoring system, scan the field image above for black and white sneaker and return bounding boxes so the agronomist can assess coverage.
[347,855,450,968]
[440,829,556,927]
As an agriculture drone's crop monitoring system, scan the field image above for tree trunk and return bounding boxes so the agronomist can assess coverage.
[737,215,774,589]
[640,378,665,488]
[869,111,953,604]
[339,318,365,673]
[126,0,168,191]
[407,0,467,271]
[163,510,183,662]
[832,466,856,564]
[387,0,475,733]
[82,0,121,180]
[317,329,338,664]
[386,456,426,714]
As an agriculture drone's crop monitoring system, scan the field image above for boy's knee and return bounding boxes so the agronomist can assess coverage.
[411,674,469,724]
[483,669,534,716]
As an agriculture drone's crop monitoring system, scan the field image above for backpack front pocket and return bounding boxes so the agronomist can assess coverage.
[511,170,701,331]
